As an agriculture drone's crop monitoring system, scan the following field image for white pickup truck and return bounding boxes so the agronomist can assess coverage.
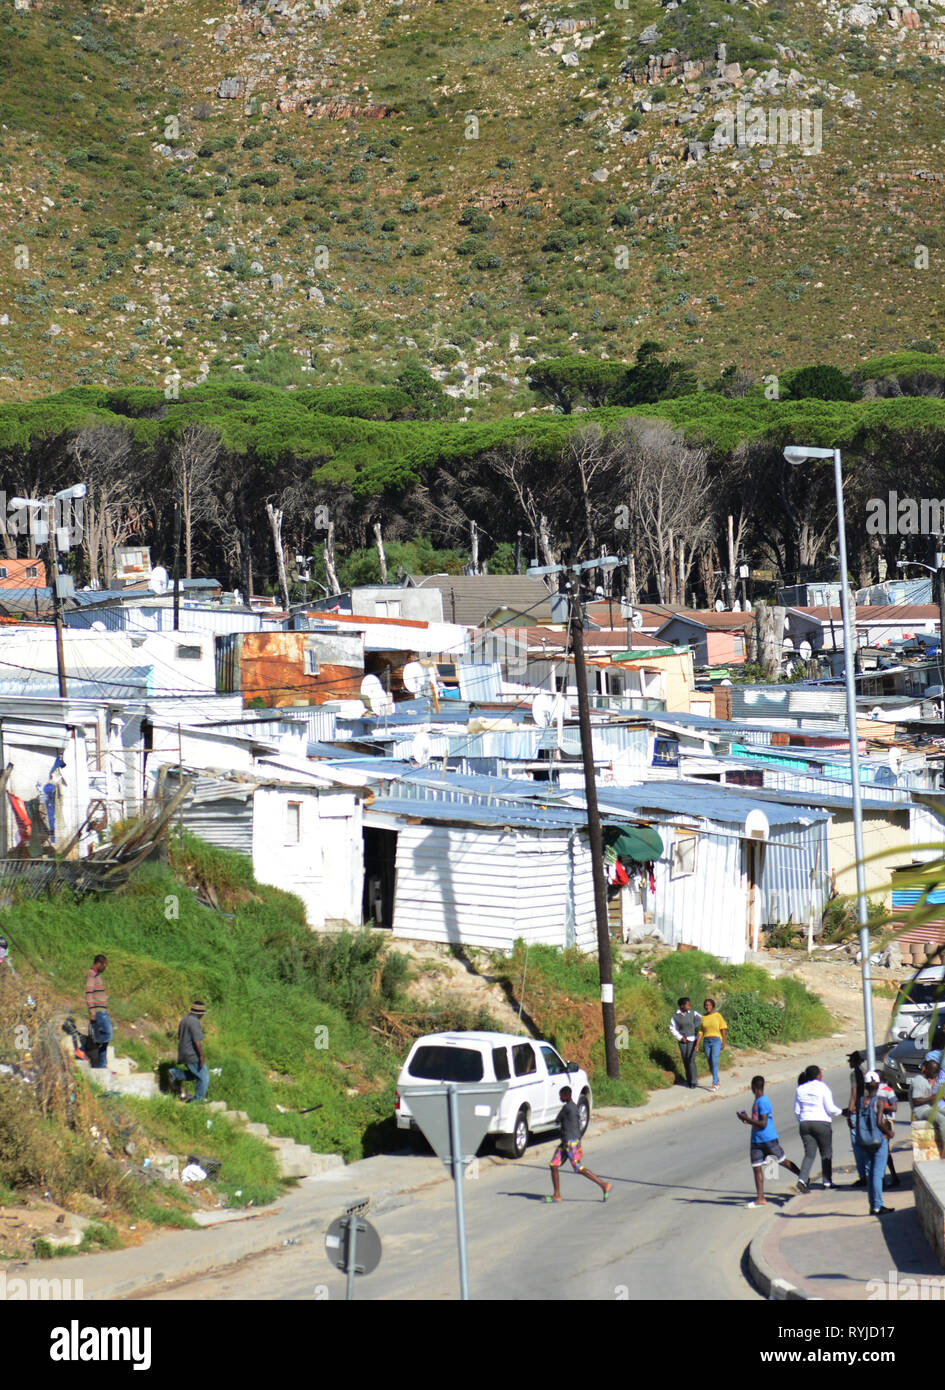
[395,1030,592,1158]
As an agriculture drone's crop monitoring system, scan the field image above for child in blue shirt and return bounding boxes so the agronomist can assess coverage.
[737,1075,801,1207]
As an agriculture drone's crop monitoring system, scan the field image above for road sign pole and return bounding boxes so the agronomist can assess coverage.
[344,1214,359,1302]
[447,1083,470,1301]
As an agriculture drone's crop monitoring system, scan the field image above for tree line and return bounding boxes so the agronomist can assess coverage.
[2,349,945,609]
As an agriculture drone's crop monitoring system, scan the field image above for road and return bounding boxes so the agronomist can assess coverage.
[144,1062,856,1301]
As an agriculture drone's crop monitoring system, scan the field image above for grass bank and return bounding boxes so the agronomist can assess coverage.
[493,944,836,1108]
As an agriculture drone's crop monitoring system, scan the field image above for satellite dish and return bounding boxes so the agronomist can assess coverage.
[403,661,425,696]
[888,748,902,774]
[531,693,554,728]
[799,640,812,662]
[870,707,883,721]
[631,611,644,631]
[782,637,794,652]
[410,731,432,766]
[714,599,725,612]
[90,621,107,632]
[732,599,742,612]
[550,693,573,723]
[360,674,389,715]
[151,565,169,594]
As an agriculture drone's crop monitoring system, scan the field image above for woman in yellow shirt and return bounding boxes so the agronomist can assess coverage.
[696,997,727,1092]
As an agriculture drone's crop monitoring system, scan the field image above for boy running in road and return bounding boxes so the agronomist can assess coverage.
[738,1075,801,1207]
[547,1086,611,1203]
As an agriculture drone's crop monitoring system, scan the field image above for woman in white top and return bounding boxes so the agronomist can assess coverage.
[794,1064,843,1192]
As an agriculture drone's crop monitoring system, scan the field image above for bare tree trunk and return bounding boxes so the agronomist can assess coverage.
[538,514,556,569]
[727,514,736,608]
[324,521,341,595]
[755,602,785,679]
[470,519,479,575]
[373,521,388,584]
[698,544,717,611]
[266,502,290,613]
[678,539,686,609]
[628,553,638,606]
[239,527,251,602]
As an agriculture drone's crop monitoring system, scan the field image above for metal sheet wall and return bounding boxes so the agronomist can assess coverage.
[391,824,596,951]
[649,827,748,964]
[760,819,831,930]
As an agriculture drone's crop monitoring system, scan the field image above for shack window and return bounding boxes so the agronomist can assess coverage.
[653,737,679,767]
[286,801,301,844]
[672,832,697,878]
[305,648,319,675]
[176,645,201,660]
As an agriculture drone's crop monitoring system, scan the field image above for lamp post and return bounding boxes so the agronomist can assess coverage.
[783,445,876,1070]
[529,554,624,1079]
[10,484,87,699]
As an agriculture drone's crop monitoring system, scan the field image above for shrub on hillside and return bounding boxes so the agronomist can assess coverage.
[721,992,784,1048]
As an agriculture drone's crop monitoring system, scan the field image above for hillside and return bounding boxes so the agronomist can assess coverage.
[2,0,945,402]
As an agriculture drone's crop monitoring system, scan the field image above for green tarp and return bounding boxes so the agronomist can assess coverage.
[603,824,664,862]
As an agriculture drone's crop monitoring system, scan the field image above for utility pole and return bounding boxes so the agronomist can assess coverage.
[569,588,620,1077]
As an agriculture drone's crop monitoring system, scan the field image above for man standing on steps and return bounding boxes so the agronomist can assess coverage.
[170,1001,209,1103]
[670,996,701,1089]
[85,954,111,1069]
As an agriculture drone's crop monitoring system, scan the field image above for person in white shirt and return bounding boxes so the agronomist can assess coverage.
[794,1064,843,1192]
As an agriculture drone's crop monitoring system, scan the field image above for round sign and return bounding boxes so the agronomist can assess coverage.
[325,1213,382,1278]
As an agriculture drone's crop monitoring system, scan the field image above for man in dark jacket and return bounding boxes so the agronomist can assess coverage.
[169,1001,209,1102]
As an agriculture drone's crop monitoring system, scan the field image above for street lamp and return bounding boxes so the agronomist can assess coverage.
[783,445,876,1070]
[9,484,87,699]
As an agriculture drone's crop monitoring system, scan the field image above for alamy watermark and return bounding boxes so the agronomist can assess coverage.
[866,1269,945,1300]
[866,492,945,536]
[0,1272,84,1300]
[714,102,822,154]
[0,494,84,546]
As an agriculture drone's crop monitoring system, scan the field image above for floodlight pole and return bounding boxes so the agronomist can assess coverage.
[47,505,67,698]
[786,446,875,1071]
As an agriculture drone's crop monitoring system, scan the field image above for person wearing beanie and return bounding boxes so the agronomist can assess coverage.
[169,1001,209,1103]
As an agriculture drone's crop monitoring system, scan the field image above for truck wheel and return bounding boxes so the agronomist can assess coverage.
[509,1108,529,1159]
[577,1093,591,1135]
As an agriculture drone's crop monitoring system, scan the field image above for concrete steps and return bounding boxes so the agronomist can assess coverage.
[76,1053,161,1100]
[205,1101,343,1180]
[74,1054,342,1180]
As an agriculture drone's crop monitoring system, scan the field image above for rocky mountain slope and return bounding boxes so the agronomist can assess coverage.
[2,0,945,403]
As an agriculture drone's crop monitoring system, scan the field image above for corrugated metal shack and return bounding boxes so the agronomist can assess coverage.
[364,776,599,952]
[576,783,832,965]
